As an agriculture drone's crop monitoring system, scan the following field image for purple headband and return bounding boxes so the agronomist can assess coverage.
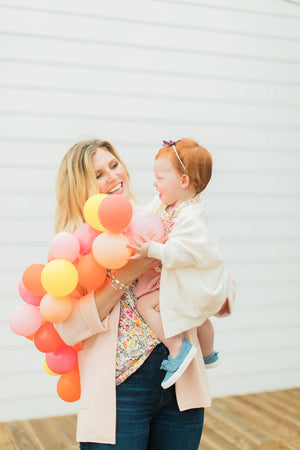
[162,139,188,174]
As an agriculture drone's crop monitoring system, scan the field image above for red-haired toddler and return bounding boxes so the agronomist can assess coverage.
[130,138,233,389]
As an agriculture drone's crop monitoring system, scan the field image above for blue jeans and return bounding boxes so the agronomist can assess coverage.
[80,343,204,449]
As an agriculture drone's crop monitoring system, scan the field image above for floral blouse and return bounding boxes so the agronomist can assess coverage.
[115,286,160,385]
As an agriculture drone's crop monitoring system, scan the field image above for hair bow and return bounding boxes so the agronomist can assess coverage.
[162,139,181,147]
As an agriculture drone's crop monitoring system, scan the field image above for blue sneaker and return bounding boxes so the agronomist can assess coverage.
[203,351,219,369]
[160,339,198,389]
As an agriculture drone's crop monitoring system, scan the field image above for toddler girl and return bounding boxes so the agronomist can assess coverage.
[130,138,230,389]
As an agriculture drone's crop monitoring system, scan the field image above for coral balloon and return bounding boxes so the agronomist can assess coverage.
[46,345,77,375]
[92,232,132,269]
[74,223,100,255]
[57,367,81,402]
[34,321,65,352]
[18,278,42,306]
[9,304,43,336]
[98,194,133,233]
[41,259,78,297]
[22,263,46,296]
[124,211,165,244]
[43,357,59,376]
[49,232,80,262]
[40,293,72,323]
[84,194,108,231]
[77,253,106,291]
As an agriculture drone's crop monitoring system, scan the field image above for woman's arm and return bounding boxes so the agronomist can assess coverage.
[94,257,156,320]
[54,257,156,345]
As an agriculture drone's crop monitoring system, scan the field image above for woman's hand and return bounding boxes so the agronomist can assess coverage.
[94,256,157,321]
[116,255,156,285]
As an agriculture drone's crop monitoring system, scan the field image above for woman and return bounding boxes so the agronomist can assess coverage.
[54,139,217,449]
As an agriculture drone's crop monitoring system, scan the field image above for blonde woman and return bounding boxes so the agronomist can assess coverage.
[54,139,215,449]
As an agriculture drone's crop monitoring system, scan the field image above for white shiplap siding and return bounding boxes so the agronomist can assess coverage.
[0,0,299,421]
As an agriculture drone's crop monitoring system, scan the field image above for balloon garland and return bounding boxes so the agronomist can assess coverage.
[9,194,165,403]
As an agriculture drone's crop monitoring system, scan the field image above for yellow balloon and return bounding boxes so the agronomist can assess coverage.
[83,194,108,231]
[41,259,78,297]
[40,293,72,323]
[43,357,59,376]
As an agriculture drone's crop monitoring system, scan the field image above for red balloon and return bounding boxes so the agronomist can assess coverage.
[34,322,65,353]
[57,366,81,402]
[98,195,133,233]
[77,253,106,291]
[46,345,77,374]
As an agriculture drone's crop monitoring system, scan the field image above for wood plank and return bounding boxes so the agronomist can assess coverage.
[0,423,16,450]
[1,389,299,449]
[213,395,300,449]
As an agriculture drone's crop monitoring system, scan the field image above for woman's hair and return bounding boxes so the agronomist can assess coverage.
[155,138,212,194]
[55,139,136,232]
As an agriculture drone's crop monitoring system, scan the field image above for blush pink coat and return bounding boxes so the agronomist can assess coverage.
[54,278,235,444]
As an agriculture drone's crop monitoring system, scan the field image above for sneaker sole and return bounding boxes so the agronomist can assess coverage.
[205,360,220,369]
[161,346,198,389]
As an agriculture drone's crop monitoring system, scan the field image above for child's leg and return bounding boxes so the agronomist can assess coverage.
[197,319,215,358]
[197,319,219,368]
[137,290,182,358]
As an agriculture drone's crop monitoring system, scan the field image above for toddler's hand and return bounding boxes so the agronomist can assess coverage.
[128,237,151,260]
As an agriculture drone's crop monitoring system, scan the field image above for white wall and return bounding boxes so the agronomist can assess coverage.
[1,0,300,422]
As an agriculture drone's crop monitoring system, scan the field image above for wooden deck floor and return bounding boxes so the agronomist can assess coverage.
[0,388,299,449]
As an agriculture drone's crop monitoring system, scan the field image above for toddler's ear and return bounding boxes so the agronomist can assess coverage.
[181,174,190,188]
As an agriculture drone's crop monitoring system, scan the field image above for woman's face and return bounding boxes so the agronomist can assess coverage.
[92,148,130,198]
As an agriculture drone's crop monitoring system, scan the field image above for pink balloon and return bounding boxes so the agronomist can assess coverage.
[124,211,165,244]
[49,232,80,262]
[18,278,42,306]
[9,303,43,336]
[46,345,77,374]
[74,223,100,255]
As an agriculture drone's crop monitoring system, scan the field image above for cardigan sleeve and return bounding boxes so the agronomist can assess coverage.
[148,206,220,270]
[54,291,109,346]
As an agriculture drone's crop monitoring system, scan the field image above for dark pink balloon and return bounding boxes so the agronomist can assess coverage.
[18,279,42,306]
[46,345,77,374]
[74,223,100,255]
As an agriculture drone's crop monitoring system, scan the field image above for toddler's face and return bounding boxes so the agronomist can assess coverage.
[153,157,184,207]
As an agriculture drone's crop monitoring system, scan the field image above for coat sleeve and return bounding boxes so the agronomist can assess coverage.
[54,291,110,346]
[148,207,219,270]
[214,274,236,317]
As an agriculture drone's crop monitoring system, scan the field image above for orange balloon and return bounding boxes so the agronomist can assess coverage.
[73,342,82,352]
[22,263,46,296]
[57,367,81,402]
[40,293,72,323]
[77,253,106,291]
[25,334,34,341]
[92,232,132,269]
[69,284,85,300]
